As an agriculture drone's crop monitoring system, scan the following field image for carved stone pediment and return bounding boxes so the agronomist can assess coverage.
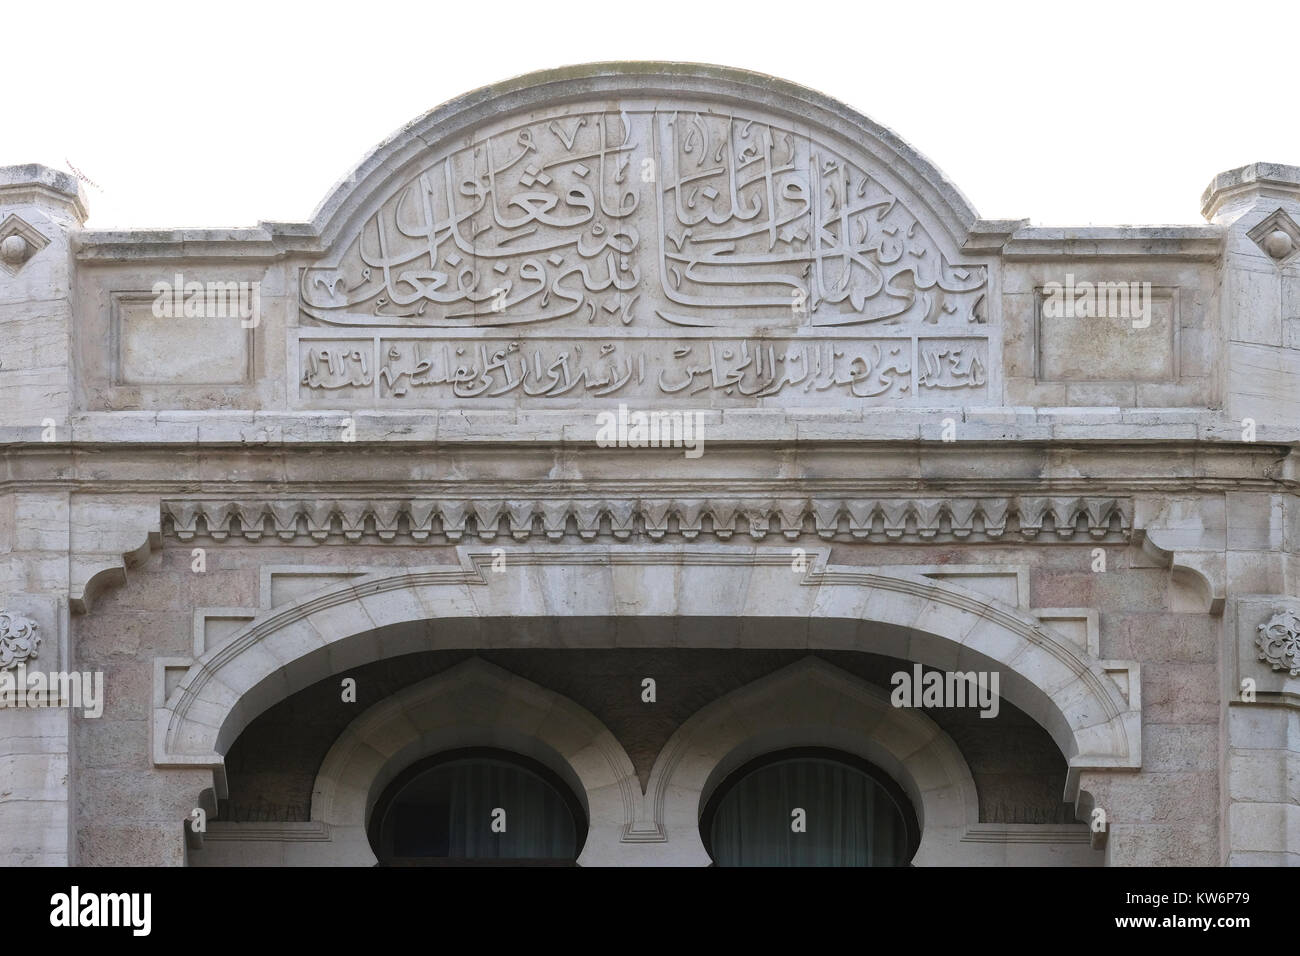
[301,106,987,332]
[291,67,996,409]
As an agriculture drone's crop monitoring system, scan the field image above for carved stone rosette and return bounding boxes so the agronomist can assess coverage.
[1256,611,1300,677]
[0,610,40,671]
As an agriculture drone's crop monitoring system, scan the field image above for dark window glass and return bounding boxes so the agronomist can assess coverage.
[370,749,585,866]
[701,749,918,866]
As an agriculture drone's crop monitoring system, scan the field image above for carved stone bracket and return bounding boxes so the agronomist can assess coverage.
[162,495,1131,544]
[0,609,40,671]
[69,497,163,615]
[1256,611,1300,677]
[1132,497,1227,617]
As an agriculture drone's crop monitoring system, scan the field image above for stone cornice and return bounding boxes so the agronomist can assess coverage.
[2,435,1291,496]
[69,223,1228,263]
[1202,162,1300,220]
[0,163,88,223]
[0,409,1294,447]
[997,226,1224,261]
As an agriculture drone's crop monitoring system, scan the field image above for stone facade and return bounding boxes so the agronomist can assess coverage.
[1,63,1297,866]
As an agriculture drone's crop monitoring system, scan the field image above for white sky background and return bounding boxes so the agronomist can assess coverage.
[6,0,1298,230]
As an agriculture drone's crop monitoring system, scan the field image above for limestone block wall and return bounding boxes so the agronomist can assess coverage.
[1205,165,1300,428]
[0,168,85,865]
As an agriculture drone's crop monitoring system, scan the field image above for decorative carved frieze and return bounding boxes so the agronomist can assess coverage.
[1256,611,1300,677]
[0,610,41,671]
[162,496,1130,544]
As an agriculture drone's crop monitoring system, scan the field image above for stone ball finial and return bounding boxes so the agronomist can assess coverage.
[1262,230,1294,259]
[0,234,29,263]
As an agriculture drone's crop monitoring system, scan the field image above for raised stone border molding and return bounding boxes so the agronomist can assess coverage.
[162,495,1131,544]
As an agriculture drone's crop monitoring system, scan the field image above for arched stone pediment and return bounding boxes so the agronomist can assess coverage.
[293,64,994,407]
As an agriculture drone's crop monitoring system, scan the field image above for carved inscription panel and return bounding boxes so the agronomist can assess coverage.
[296,99,994,406]
[296,330,988,405]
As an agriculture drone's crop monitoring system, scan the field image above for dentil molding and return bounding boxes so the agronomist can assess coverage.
[162,495,1131,544]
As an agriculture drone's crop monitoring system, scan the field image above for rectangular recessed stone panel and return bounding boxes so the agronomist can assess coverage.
[266,569,367,609]
[113,293,251,385]
[920,568,1025,608]
[1035,285,1177,382]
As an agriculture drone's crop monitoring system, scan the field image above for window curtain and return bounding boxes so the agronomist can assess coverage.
[709,758,906,866]
[390,758,577,860]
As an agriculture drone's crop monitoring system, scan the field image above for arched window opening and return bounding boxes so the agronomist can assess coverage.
[369,748,586,866]
[700,748,919,866]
